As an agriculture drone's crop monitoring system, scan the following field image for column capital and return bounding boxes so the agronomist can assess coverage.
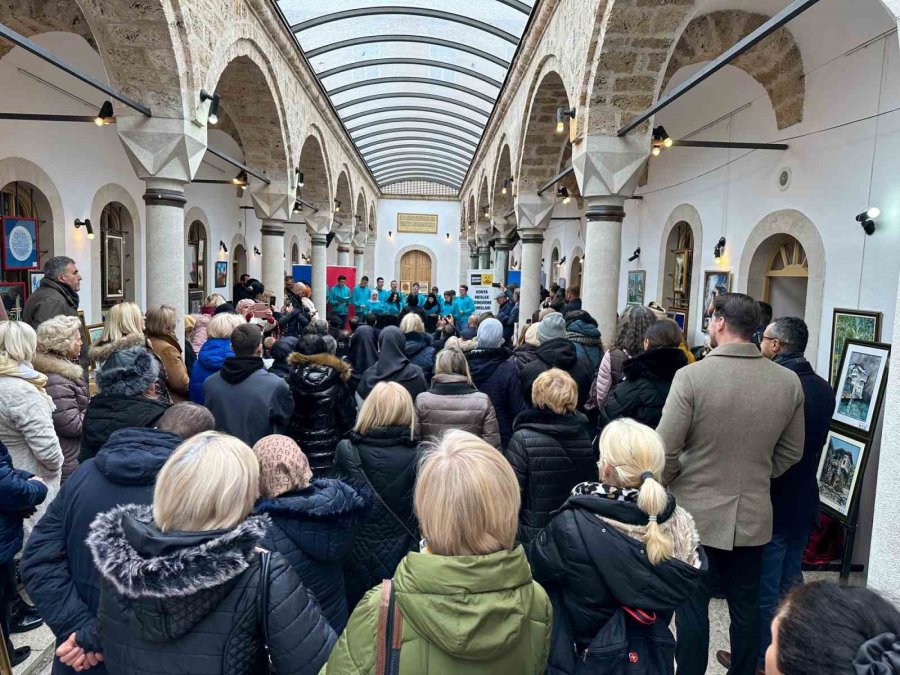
[572,134,649,200]
[143,180,187,209]
[584,197,627,223]
[251,180,293,222]
[260,219,287,236]
[514,192,555,232]
[494,237,514,251]
[353,246,366,256]
[117,116,207,183]
[306,214,333,236]
[519,227,545,245]
[309,233,328,246]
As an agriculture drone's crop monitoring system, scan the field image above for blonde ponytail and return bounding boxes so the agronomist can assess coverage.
[598,419,674,565]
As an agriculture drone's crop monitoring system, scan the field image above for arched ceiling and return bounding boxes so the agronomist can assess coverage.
[279,0,537,192]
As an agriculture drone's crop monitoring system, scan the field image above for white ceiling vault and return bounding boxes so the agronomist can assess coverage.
[277,0,538,193]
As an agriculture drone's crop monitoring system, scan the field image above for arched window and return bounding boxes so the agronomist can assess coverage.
[188,221,207,292]
[291,242,300,265]
[100,202,135,308]
[233,244,248,283]
[550,247,559,285]
[664,222,694,322]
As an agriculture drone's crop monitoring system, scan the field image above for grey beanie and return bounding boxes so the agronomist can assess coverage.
[95,345,160,397]
[538,312,566,344]
[477,318,504,350]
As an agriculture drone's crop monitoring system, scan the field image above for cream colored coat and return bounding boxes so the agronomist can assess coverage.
[656,342,805,551]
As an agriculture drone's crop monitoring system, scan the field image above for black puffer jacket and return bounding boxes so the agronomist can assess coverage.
[526,491,706,673]
[335,427,421,610]
[286,353,357,473]
[255,479,367,634]
[598,347,688,432]
[79,395,170,463]
[505,408,597,544]
[87,504,335,675]
[520,338,594,409]
[403,331,436,381]
[467,347,528,450]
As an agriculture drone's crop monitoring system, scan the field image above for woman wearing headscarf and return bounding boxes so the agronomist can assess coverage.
[348,316,379,392]
[355,326,427,404]
[268,336,299,380]
[382,291,402,326]
[422,292,441,333]
[253,435,366,634]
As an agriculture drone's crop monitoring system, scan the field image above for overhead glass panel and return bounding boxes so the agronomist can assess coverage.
[277,0,537,190]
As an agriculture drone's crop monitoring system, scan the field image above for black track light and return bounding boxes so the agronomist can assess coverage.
[556,107,575,134]
[200,90,220,125]
[628,247,641,262]
[219,240,228,254]
[74,218,94,240]
[296,169,304,187]
[714,237,727,261]
[94,101,113,126]
[502,177,513,195]
[557,185,571,204]
[293,200,302,214]
[856,207,879,236]
[232,170,248,186]
[334,199,341,213]
[558,256,567,266]
[254,246,261,256]
[652,126,673,147]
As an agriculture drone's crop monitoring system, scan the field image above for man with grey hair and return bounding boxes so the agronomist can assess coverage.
[23,256,82,328]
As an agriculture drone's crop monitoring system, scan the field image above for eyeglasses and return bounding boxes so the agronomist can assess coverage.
[761,336,778,343]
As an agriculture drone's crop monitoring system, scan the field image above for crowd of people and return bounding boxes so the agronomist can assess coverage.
[0,254,895,674]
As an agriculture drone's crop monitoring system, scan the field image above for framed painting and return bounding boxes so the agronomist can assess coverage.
[188,242,198,286]
[0,281,26,320]
[816,428,870,523]
[215,261,228,288]
[832,339,890,436]
[103,233,124,299]
[2,216,39,271]
[87,323,105,347]
[76,310,89,351]
[626,270,646,306]
[28,271,44,295]
[829,308,882,387]
[667,308,687,332]
[672,251,688,294]
[701,270,732,332]
[188,289,203,315]
[197,239,205,289]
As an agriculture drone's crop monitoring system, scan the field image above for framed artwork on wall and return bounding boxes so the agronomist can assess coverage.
[829,308,882,387]
[667,309,687,332]
[816,428,870,523]
[215,261,228,288]
[701,270,732,332]
[28,271,44,295]
[626,270,645,306]
[0,281,26,320]
[2,216,39,271]
[672,250,689,294]
[832,339,890,436]
[87,323,105,347]
[103,233,124,299]
[188,289,203,315]
[76,310,89,352]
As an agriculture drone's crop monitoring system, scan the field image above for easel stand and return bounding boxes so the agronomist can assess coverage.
[838,519,858,586]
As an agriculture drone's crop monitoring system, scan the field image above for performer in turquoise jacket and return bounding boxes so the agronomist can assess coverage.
[367,290,383,316]
[351,276,370,315]
[327,275,351,320]
[456,284,476,325]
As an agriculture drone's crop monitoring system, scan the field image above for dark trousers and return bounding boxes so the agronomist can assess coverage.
[675,544,764,675]
[758,530,808,661]
[0,560,15,654]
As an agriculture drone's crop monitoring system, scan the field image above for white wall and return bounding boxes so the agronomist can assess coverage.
[374,198,461,292]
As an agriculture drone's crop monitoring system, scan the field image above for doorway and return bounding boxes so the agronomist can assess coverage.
[569,256,583,290]
[763,236,808,319]
[233,244,248,282]
[399,249,432,294]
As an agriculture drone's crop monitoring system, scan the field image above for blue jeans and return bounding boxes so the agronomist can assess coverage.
[759,531,808,661]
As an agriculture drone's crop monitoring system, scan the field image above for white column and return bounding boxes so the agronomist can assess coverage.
[365,241,377,279]
[519,228,544,324]
[469,253,479,271]
[495,239,512,285]
[354,246,365,283]
[478,246,490,269]
[582,196,625,344]
[310,233,328,316]
[337,243,351,267]
[144,178,187,341]
[261,220,285,306]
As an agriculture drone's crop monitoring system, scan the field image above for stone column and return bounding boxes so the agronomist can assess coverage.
[365,241,377,279]
[354,247,366,283]
[519,228,545,324]
[476,246,489,270]
[144,179,188,337]
[494,238,512,285]
[261,220,285,306]
[469,252,479,271]
[309,232,328,315]
[583,196,626,343]
[337,244,351,267]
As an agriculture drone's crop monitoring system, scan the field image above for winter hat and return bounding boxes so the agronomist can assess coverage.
[538,307,556,321]
[236,299,255,317]
[524,323,541,347]
[95,345,160,397]
[538,312,566,344]
[253,435,312,499]
[477,318,504,350]
[214,302,235,315]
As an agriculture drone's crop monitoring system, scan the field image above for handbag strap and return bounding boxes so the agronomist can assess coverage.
[375,579,404,675]
[350,444,418,541]
[257,550,275,673]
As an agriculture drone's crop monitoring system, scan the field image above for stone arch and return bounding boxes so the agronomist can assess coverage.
[662,11,804,130]
[0,158,66,257]
[738,209,825,366]
[0,4,96,59]
[354,192,367,245]
[656,203,703,333]
[548,237,563,285]
[393,244,438,291]
[297,129,333,215]
[583,1,695,137]
[333,170,353,233]
[89,183,142,321]
[476,174,491,234]
[518,61,574,192]
[288,234,301,266]
[569,246,585,290]
[491,143,514,224]
[229,232,250,284]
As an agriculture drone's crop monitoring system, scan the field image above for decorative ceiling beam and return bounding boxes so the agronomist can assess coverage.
[305,35,509,68]
[335,92,490,117]
[342,105,485,127]
[320,58,503,88]
[329,76,496,104]
[354,128,478,149]
[348,117,482,139]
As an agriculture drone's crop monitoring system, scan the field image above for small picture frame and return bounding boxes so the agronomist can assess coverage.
[626,270,646,306]
[1,216,39,271]
[188,289,203,315]
[86,323,105,347]
[215,261,228,288]
[832,339,891,437]
[667,308,687,332]
[817,427,870,523]
[76,310,89,350]
[829,308,882,387]
[0,281,26,320]
[701,270,732,332]
[28,271,44,295]
[103,233,124,300]
[672,250,689,294]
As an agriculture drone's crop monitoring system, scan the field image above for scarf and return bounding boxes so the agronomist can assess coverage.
[41,278,79,311]
[349,325,379,376]
[253,435,312,498]
[774,351,807,369]
[572,481,641,502]
[220,357,264,384]
[0,353,53,405]
[357,326,419,399]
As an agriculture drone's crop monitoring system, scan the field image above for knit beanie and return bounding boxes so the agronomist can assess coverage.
[538,312,566,344]
[253,435,312,499]
[477,318,504,350]
[524,323,541,347]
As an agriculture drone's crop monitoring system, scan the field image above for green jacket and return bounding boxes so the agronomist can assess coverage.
[323,546,551,674]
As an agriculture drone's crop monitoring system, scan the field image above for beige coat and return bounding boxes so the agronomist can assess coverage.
[415,373,501,449]
[656,342,804,551]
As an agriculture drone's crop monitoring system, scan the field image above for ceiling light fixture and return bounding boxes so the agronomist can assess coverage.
[74,218,94,240]
[94,101,113,126]
[296,168,304,187]
[232,170,248,186]
[200,90,220,125]
[556,107,575,134]
[557,185,571,204]
[334,199,341,213]
[653,126,673,148]
[293,200,302,214]
[627,247,641,262]
[502,177,513,195]
[714,237,727,261]
[856,208,879,235]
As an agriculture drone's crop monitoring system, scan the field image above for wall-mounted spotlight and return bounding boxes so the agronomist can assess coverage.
[557,185,571,204]
[558,256,567,266]
[253,246,261,256]
[94,101,113,126]
[651,126,673,156]
[74,218,94,240]
[627,247,641,262]
[334,199,341,213]
[856,207,879,235]
[232,170,248,186]
[502,177,513,195]
[296,168,304,188]
[388,230,393,238]
[446,232,451,240]
[293,200,302,214]
[219,240,228,254]
[556,107,575,134]
[200,90,220,125]
[714,236,726,262]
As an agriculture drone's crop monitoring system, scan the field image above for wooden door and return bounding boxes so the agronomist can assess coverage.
[400,250,432,291]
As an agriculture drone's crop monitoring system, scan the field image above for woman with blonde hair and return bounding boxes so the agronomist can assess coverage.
[34,315,89,481]
[145,305,190,402]
[506,368,596,543]
[86,432,335,674]
[527,419,705,674]
[414,346,500,449]
[400,312,435,381]
[325,430,552,673]
[335,381,422,609]
[201,293,226,316]
[189,312,243,404]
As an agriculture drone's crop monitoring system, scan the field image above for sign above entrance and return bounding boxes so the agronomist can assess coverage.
[397,213,438,234]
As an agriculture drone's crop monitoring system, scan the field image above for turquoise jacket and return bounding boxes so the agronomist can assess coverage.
[352,285,370,311]
[456,294,476,324]
[423,301,441,316]
[328,284,351,314]
[376,287,391,304]
[383,298,402,316]
[440,299,458,319]
[367,299,383,315]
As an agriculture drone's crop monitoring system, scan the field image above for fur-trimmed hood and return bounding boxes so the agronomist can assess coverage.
[33,350,84,382]
[88,333,147,363]
[287,351,352,382]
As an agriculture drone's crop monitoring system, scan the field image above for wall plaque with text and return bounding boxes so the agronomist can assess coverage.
[397,213,439,234]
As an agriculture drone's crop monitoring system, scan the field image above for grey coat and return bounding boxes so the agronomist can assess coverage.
[204,366,294,447]
[656,342,805,551]
[33,352,89,481]
[414,373,501,449]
